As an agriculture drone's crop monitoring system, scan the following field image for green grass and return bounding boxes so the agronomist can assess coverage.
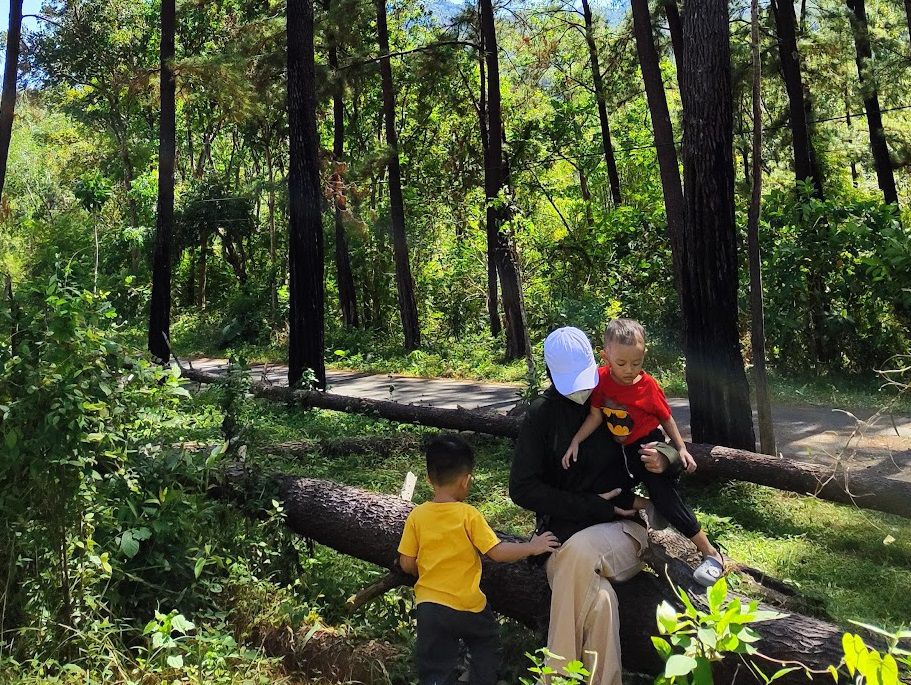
[224,395,911,633]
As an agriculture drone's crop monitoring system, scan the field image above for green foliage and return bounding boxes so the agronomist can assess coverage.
[520,647,593,685]
[651,577,789,684]
[836,624,911,684]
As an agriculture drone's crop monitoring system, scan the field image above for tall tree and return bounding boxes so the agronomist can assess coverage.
[846,0,898,206]
[680,0,755,450]
[663,0,684,83]
[147,0,176,362]
[476,20,500,338]
[287,0,327,388]
[327,9,359,329]
[0,0,23,200]
[747,0,775,456]
[769,0,823,196]
[375,0,420,351]
[580,0,622,207]
[480,0,529,360]
[631,0,684,284]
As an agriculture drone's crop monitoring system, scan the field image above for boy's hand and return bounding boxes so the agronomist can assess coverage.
[529,531,561,555]
[598,487,638,518]
[561,440,580,470]
[679,447,697,473]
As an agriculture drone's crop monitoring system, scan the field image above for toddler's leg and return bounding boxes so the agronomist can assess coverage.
[416,603,461,685]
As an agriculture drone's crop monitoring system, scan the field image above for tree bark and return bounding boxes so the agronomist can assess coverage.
[748,0,776,457]
[376,0,420,351]
[663,0,684,79]
[278,477,846,681]
[287,0,327,389]
[147,0,176,363]
[631,0,685,288]
[480,0,529,361]
[905,0,911,45]
[182,366,911,520]
[476,24,501,338]
[679,0,755,450]
[0,0,23,201]
[328,12,359,329]
[769,0,824,196]
[580,0,622,207]
[846,0,899,206]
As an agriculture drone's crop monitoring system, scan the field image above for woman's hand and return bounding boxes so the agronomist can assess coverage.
[598,487,638,518]
[561,440,580,470]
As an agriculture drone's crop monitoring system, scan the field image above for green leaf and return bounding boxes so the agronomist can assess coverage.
[708,576,727,614]
[692,657,713,685]
[657,601,679,634]
[194,557,206,579]
[166,654,184,669]
[651,636,672,661]
[697,627,718,649]
[170,614,195,634]
[826,664,840,682]
[119,531,139,558]
[880,654,898,684]
[665,654,698,678]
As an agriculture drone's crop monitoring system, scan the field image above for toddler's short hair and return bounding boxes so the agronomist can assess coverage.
[425,434,475,485]
[604,318,646,347]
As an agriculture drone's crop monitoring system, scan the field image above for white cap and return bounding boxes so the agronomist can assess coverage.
[543,327,598,396]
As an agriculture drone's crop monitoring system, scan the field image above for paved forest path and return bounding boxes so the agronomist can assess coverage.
[186,358,911,483]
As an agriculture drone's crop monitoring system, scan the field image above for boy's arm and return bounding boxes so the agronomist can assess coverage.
[561,406,602,469]
[399,554,418,575]
[659,415,696,472]
[485,531,560,563]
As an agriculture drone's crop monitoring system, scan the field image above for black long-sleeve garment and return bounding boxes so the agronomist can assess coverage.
[509,386,680,543]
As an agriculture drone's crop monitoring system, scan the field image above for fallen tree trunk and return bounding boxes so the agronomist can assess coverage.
[279,477,845,682]
[183,367,911,520]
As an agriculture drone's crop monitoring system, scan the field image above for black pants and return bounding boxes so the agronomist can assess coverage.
[415,602,499,685]
[618,429,700,538]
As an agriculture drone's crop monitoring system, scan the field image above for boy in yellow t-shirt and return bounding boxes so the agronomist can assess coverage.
[398,434,560,685]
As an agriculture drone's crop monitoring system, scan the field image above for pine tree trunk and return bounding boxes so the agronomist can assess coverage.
[0,0,23,200]
[663,0,684,88]
[769,0,823,196]
[287,0,327,389]
[680,0,756,451]
[376,0,420,351]
[476,24,501,338]
[328,16,359,329]
[846,0,898,206]
[631,0,684,287]
[148,0,176,363]
[480,0,528,361]
[580,0,622,207]
[748,0,776,457]
[905,0,911,44]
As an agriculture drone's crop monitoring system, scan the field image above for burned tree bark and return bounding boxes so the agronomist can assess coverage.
[0,0,23,201]
[278,478,845,681]
[181,366,911,520]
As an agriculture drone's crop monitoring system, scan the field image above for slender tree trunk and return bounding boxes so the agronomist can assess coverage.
[265,130,278,316]
[846,0,898,206]
[845,89,858,186]
[197,231,208,310]
[476,21,501,338]
[328,20,359,329]
[680,0,756,450]
[287,0,327,389]
[769,0,823,196]
[375,0,420,351]
[147,0,176,363]
[580,0,621,207]
[631,0,685,287]
[748,0,776,456]
[0,0,23,201]
[905,0,911,45]
[663,0,684,88]
[480,0,528,361]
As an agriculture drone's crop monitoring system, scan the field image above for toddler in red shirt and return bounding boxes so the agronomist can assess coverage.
[561,318,724,586]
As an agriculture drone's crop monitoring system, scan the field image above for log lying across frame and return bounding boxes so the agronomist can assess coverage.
[183,367,911,519]
[279,477,845,682]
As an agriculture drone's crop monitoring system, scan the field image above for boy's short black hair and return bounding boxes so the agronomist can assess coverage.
[604,318,646,347]
[425,434,474,485]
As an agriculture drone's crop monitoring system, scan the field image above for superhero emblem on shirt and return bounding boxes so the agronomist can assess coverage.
[601,400,634,442]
